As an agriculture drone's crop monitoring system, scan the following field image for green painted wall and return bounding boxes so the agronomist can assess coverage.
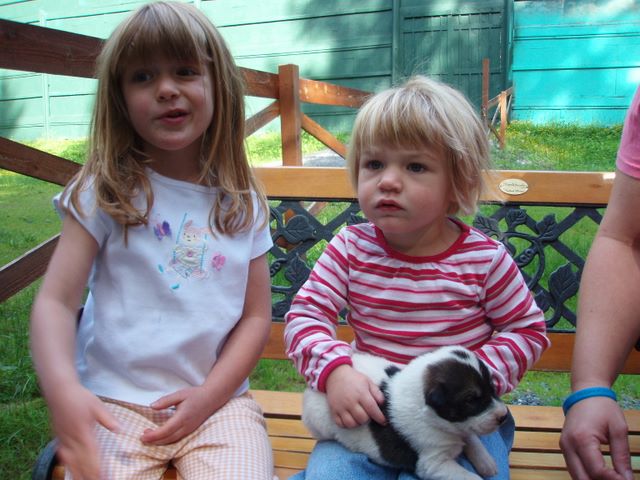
[512,0,640,124]
[204,0,396,133]
[395,0,512,110]
[3,0,636,141]
[0,0,511,141]
[1,0,400,139]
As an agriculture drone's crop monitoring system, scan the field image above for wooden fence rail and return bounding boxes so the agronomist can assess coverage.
[0,17,372,303]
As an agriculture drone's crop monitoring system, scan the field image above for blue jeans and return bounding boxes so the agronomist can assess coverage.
[291,411,515,480]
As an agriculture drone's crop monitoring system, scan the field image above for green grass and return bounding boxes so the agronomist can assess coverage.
[491,121,623,171]
[1,123,637,479]
[247,130,349,165]
[0,398,51,480]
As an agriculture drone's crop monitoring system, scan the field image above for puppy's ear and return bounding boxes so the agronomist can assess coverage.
[385,365,401,378]
[424,381,447,410]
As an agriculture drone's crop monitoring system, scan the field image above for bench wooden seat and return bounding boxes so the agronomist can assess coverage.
[254,390,640,480]
[42,389,640,480]
[34,167,640,479]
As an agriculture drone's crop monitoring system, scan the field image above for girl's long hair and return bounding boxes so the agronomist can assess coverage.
[65,1,267,235]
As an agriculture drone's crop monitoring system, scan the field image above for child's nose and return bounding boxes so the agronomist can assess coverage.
[378,169,402,191]
[156,76,179,101]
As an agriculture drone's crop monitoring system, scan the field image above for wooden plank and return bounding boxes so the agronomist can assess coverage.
[273,450,309,469]
[534,333,640,375]
[0,236,59,303]
[253,389,303,418]
[485,170,612,205]
[0,137,80,186]
[261,323,354,361]
[255,167,354,199]
[301,113,347,158]
[299,77,370,108]
[512,450,640,472]
[511,469,572,480]
[241,67,279,99]
[511,404,640,434]
[262,324,640,376]
[246,101,280,137]
[270,436,315,453]
[255,389,640,436]
[513,430,640,455]
[509,451,580,470]
[512,430,563,453]
[265,417,310,437]
[278,64,302,166]
[510,405,567,431]
[0,19,101,78]
[0,18,279,100]
[532,333,573,373]
[253,167,613,205]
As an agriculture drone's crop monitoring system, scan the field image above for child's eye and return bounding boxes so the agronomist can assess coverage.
[130,70,153,83]
[407,162,426,173]
[364,159,383,170]
[177,66,200,77]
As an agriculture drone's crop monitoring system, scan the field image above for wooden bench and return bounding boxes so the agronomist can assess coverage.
[33,167,640,479]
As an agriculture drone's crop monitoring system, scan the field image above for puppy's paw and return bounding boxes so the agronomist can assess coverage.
[463,434,498,478]
[472,455,497,478]
[417,460,483,480]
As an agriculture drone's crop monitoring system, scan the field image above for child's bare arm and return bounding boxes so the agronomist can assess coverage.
[141,253,272,445]
[31,215,119,478]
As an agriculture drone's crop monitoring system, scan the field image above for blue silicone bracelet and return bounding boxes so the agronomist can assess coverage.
[562,387,617,415]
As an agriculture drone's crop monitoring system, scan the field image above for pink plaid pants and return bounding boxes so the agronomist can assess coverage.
[65,392,275,480]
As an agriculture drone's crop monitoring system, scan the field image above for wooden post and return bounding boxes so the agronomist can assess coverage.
[279,64,302,166]
[482,58,489,125]
[499,90,507,149]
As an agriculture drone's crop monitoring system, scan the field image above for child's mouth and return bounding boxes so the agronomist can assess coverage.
[377,200,402,211]
[162,109,187,120]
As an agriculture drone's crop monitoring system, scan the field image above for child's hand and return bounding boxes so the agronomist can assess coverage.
[48,384,120,480]
[325,364,386,429]
[141,386,214,445]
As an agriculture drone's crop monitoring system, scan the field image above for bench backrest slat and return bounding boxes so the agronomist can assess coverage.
[263,325,640,375]
[255,167,613,205]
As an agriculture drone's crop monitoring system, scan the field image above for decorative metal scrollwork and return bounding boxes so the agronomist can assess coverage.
[268,200,362,321]
[473,205,603,331]
[268,198,604,333]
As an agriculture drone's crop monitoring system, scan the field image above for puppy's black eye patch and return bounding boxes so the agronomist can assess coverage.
[424,359,495,422]
[464,391,481,405]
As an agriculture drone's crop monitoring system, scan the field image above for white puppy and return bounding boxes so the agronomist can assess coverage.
[302,346,509,480]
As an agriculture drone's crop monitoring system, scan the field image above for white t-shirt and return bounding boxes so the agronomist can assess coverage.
[55,169,273,406]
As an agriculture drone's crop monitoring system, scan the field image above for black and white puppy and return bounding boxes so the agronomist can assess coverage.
[302,346,509,480]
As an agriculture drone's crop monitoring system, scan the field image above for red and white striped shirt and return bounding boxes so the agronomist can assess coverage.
[284,220,550,396]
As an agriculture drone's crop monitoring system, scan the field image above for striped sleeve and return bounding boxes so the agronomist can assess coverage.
[284,229,354,391]
[475,243,551,395]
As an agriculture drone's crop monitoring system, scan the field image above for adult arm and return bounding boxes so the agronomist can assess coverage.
[560,169,640,480]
